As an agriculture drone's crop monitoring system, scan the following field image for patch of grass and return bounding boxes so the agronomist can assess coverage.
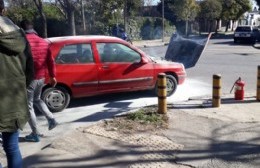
[103,106,169,133]
[127,108,168,124]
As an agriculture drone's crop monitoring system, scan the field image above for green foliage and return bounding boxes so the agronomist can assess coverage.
[43,4,64,20]
[7,0,252,37]
[139,17,175,40]
[158,0,199,35]
[127,108,165,124]
[220,0,252,20]
[6,6,37,24]
[199,0,222,20]
[171,0,200,22]
[234,0,252,19]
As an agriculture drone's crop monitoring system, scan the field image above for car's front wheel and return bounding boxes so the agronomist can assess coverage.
[42,86,70,112]
[154,75,177,97]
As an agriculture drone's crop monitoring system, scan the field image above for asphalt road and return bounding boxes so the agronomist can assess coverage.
[142,38,260,95]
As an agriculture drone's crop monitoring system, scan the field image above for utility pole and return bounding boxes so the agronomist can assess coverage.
[162,0,164,42]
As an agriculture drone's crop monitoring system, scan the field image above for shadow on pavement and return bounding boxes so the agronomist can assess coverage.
[172,122,260,167]
[68,90,155,109]
[23,140,177,168]
[66,91,156,122]
[171,96,258,110]
[165,109,260,167]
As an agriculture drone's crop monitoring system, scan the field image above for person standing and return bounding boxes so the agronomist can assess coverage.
[0,0,34,167]
[20,19,58,142]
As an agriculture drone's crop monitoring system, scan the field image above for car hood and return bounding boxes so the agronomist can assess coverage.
[150,56,184,66]
[165,33,211,69]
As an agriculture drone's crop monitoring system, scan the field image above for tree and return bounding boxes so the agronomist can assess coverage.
[55,0,80,35]
[123,0,142,33]
[6,0,37,24]
[198,0,222,33]
[33,0,47,37]
[220,0,251,31]
[171,0,200,36]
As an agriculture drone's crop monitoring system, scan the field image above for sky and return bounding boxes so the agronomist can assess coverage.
[152,0,160,5]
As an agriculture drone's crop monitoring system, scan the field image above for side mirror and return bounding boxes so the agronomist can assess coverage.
[141,56,149,64]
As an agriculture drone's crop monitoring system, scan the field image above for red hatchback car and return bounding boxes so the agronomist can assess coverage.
[42,35,186,112]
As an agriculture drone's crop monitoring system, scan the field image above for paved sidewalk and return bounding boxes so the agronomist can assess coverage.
[20,93,260,168]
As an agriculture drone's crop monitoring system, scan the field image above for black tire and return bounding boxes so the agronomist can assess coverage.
[154,75,177,97]
[42,86,70,112]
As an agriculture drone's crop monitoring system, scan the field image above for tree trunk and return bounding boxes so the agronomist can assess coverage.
[231,20,235,31]
[40,12,47,37]
[33,0,47,37]
[215,19,219,34]
[185,20,188,37]
[81,0,86,34]
[68,10,76,35]
[209,20,213,33]
[225,21,230,32]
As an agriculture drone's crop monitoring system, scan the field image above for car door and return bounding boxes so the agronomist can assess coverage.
[55,43,99,98]
[96,42,154,92]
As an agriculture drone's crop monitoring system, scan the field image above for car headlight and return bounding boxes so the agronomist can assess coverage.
[246,33,251,37]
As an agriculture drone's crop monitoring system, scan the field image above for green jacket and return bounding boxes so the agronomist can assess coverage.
[0,16,34,132]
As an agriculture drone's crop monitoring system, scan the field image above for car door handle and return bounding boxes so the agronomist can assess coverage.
[102,65,109,69]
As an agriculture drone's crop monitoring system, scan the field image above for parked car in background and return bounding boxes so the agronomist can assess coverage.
[43,36,186,112]
[234,25,259,44]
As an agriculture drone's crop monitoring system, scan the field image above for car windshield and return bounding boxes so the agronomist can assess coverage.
[235,27,251,32]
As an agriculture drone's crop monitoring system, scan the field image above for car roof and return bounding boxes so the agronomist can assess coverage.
[46,35,146,56]
[46,35,122,44]
[235,25,255,31]
[237,25,252,27]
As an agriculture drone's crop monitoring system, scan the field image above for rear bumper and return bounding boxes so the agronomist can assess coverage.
[234,37,255,42]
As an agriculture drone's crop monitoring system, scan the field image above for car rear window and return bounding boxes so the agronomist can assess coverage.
[235,27,251,32]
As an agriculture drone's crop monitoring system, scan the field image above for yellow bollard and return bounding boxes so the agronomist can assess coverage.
[157,73,167,114]
[212,74,221,107]
[257,66,260,101]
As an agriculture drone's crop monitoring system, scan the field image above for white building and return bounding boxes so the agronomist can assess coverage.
[241,6,260,26]
[243,7,260,26]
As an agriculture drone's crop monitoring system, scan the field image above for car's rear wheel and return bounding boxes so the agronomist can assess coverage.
[42,86,70,112]
[154,75,177,97]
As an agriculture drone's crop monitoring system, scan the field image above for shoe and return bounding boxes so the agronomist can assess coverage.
[25,133,40,142]
[48,119,58,130]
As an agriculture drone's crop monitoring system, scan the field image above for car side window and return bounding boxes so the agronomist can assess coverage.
[96,43,141,63]
[56,44,93,64]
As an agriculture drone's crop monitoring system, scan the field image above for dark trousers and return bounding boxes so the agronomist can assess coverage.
[2,131,22,168]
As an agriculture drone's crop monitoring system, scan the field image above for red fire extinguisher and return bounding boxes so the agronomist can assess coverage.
[230,77,245,100]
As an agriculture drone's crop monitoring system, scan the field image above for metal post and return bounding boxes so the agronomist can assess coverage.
[257,66,260,101]
[157,73,167,114]
[212,74,221,107]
